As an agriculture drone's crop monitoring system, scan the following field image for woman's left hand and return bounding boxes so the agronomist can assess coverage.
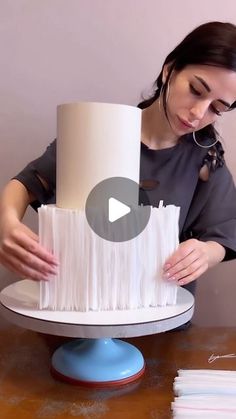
[163,238,226,286]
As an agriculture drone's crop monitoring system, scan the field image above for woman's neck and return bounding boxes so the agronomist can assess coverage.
[141,99,179,150]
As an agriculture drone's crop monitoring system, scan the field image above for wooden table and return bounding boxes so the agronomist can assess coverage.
[0,323,235,419]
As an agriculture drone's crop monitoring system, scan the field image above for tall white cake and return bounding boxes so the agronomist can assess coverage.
[39,102,179,311]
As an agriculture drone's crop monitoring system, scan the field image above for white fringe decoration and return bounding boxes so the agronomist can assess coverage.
[172,369,236,418]
[39,204,180,311]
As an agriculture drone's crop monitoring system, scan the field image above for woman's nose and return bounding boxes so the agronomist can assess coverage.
[189,101,208,120]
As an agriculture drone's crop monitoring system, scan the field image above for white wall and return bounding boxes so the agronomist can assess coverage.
[1,0,236,325]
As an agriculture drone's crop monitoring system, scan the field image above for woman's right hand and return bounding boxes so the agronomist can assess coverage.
[0,216,58,281]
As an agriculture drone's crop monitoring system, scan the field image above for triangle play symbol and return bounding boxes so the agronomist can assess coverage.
[108,197,131,223]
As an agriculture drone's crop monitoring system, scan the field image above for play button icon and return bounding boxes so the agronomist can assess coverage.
[108,198,131,222]
[85,177,151,242]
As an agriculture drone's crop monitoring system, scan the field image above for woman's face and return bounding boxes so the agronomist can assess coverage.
[164,64,236,136]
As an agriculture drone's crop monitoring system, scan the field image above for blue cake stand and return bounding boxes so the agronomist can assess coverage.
[0,280,194,387]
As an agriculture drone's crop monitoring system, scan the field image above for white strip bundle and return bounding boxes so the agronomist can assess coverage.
[39,204,180,311]
[172,369,236,418]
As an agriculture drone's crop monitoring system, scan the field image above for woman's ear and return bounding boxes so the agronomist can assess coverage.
[162,64,169,84]
[162,63,174,84]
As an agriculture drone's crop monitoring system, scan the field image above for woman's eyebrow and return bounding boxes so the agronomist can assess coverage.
[194,75,231,108]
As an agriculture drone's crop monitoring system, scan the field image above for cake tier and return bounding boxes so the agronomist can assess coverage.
[39,204,179,311]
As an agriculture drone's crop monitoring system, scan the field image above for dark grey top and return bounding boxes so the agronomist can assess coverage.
[14,137,236,261]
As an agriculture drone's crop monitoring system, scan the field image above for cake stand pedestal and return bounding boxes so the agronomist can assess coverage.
[0,280,194,386]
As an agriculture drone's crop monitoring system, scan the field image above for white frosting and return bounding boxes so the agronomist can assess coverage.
[56,102,141,209]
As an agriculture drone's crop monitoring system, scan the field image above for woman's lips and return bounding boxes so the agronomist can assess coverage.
[178,116,194,129]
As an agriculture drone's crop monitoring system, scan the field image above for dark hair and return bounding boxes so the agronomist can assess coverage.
[138,21,236,167]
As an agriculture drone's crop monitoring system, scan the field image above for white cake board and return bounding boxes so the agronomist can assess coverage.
[0,280,194,338]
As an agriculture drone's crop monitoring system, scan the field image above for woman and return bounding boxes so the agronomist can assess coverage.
[1,21,236,288]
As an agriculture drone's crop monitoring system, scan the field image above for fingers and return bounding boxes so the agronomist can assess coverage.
[163,239,209,285]
[1,238,58,277]
[177,265,207,286]
[164,248,201,280]
[0,253,54,281]
[12,229,58,265]
[164,239,199,268]
[0,222,58,281]
[19,224,39,242]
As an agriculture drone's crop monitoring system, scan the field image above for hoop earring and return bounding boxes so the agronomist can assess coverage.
[192,131,218,149]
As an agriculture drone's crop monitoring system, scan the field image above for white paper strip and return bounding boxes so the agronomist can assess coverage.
[172,369,236,418]
[39,204,180,311]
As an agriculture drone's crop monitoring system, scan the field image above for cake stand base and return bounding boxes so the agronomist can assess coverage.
[0,280,194,387]
[51,338,145,386]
